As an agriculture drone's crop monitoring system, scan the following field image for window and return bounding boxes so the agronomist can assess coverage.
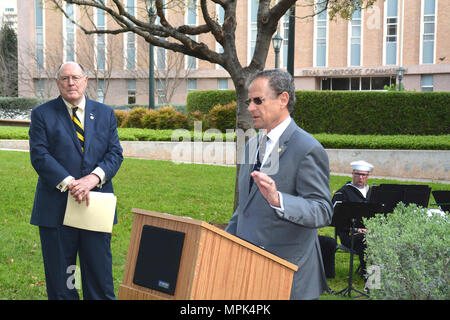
[421,75,434,91]
[97,80,105,103]
[187,78,197,93]
[216,4,225,69]
[156,79,167,104]
[34,79,45,99]
[281,12,289,68]
[156,47,166,70]
[127,80,136,104]
[249,0,258,62]
[186,1,197,69]
[384,0,398,65]
[35,0,44,70]
[64,3,76,62]
[314,2,327,67]
[96,8,106,70]
[321,77,395,91]
[218,78,228,90]
[349,9,362,66]
[155,0,166,70]
[421,0,436,64]
[125,0,136,70]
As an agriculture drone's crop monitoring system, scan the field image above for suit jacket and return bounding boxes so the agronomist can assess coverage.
[29,96,123,228]
[226,120,333,300]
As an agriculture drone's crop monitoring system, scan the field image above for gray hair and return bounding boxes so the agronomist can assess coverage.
[249,69,296,113]
[55,62,87,78]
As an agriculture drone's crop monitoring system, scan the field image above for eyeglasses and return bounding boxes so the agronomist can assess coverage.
[246,97,266,105]
[58,75,85,83]
[353,172,369,177]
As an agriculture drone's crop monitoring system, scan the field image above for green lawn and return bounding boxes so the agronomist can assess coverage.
[0,150,448,300]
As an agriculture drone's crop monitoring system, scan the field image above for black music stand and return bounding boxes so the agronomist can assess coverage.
[331,202,384,298]
[370,184,431,213]
[431,190,450,213]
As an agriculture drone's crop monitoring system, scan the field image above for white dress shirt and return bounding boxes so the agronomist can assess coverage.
[257,116,292,213]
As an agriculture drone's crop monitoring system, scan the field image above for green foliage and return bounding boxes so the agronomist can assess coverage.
[313,134,450,150]
[292,91,450,135]
[114,110,128,128]
[208,101,236,132]
[186,90,237,114]
[122,106,148,128]
[364,203,449,300]
[186,90,449,135]
[0,97,43,110]
[187,110,208,131]
[1,126,449,150]
[141,106,188,130]
[0,23,18,97]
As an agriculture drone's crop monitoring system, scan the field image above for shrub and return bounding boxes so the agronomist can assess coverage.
[141,106,188,129]
[208,101,236,132]
[114,110,129,128]
[123,106,149,128]
[363,203,449,300]
[187,110,208,131]
[0,97,43,110]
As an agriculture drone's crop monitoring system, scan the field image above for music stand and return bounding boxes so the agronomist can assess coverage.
[370,184,431,213]
[331,202,384,298]
[431,190,450,213]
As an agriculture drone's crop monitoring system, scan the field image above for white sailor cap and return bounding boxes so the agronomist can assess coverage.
[350,160,373,172]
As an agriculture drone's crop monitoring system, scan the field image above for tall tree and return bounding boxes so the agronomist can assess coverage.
[0,23,18,97]
[49,0,375,130]
[49,0,375,206]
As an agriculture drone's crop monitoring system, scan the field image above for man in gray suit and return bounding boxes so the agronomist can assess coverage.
[226,69,333,300]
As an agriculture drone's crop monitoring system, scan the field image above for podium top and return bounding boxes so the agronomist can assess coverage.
[131,208,298,272]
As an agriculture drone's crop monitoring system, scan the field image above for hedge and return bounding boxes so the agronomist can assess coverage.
[0,97,43,110]
[186,90,236,114]
[1,126,449,149]
[186,90,450,135]
[293,91,450,135]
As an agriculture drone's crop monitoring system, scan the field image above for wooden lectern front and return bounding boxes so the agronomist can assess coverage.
[118,208,298,300]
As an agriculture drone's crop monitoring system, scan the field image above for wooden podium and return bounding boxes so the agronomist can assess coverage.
[118,208,298,300]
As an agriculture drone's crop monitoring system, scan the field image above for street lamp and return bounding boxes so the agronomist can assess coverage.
[397,67,405,91]
[147,0,156,109]
[272,33,283,69]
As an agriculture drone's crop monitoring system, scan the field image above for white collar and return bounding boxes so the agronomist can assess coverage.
[62,96,86,112]
[266,116,291,143]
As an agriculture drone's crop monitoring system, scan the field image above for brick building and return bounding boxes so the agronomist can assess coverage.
[17,0,450,106]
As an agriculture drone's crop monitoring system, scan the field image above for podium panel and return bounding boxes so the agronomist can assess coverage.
[118,209,298,300]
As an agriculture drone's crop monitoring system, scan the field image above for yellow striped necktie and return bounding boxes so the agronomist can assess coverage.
[72,106,84,152]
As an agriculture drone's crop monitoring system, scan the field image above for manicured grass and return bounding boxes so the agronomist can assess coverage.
[0,150,448,300]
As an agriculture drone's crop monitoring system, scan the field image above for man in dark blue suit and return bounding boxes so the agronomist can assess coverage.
[29,62,123,299]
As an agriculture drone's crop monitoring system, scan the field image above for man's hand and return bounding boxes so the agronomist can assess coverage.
[68,174,100,206]
[250,171,280,207]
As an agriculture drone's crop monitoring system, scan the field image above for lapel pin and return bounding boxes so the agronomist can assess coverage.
[90,113,94,120]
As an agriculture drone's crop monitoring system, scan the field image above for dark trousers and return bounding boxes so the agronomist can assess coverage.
[38,225,115,300]
[319,236,337,279]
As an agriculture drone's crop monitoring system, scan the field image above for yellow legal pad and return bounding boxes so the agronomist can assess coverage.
[63,191,117,233]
